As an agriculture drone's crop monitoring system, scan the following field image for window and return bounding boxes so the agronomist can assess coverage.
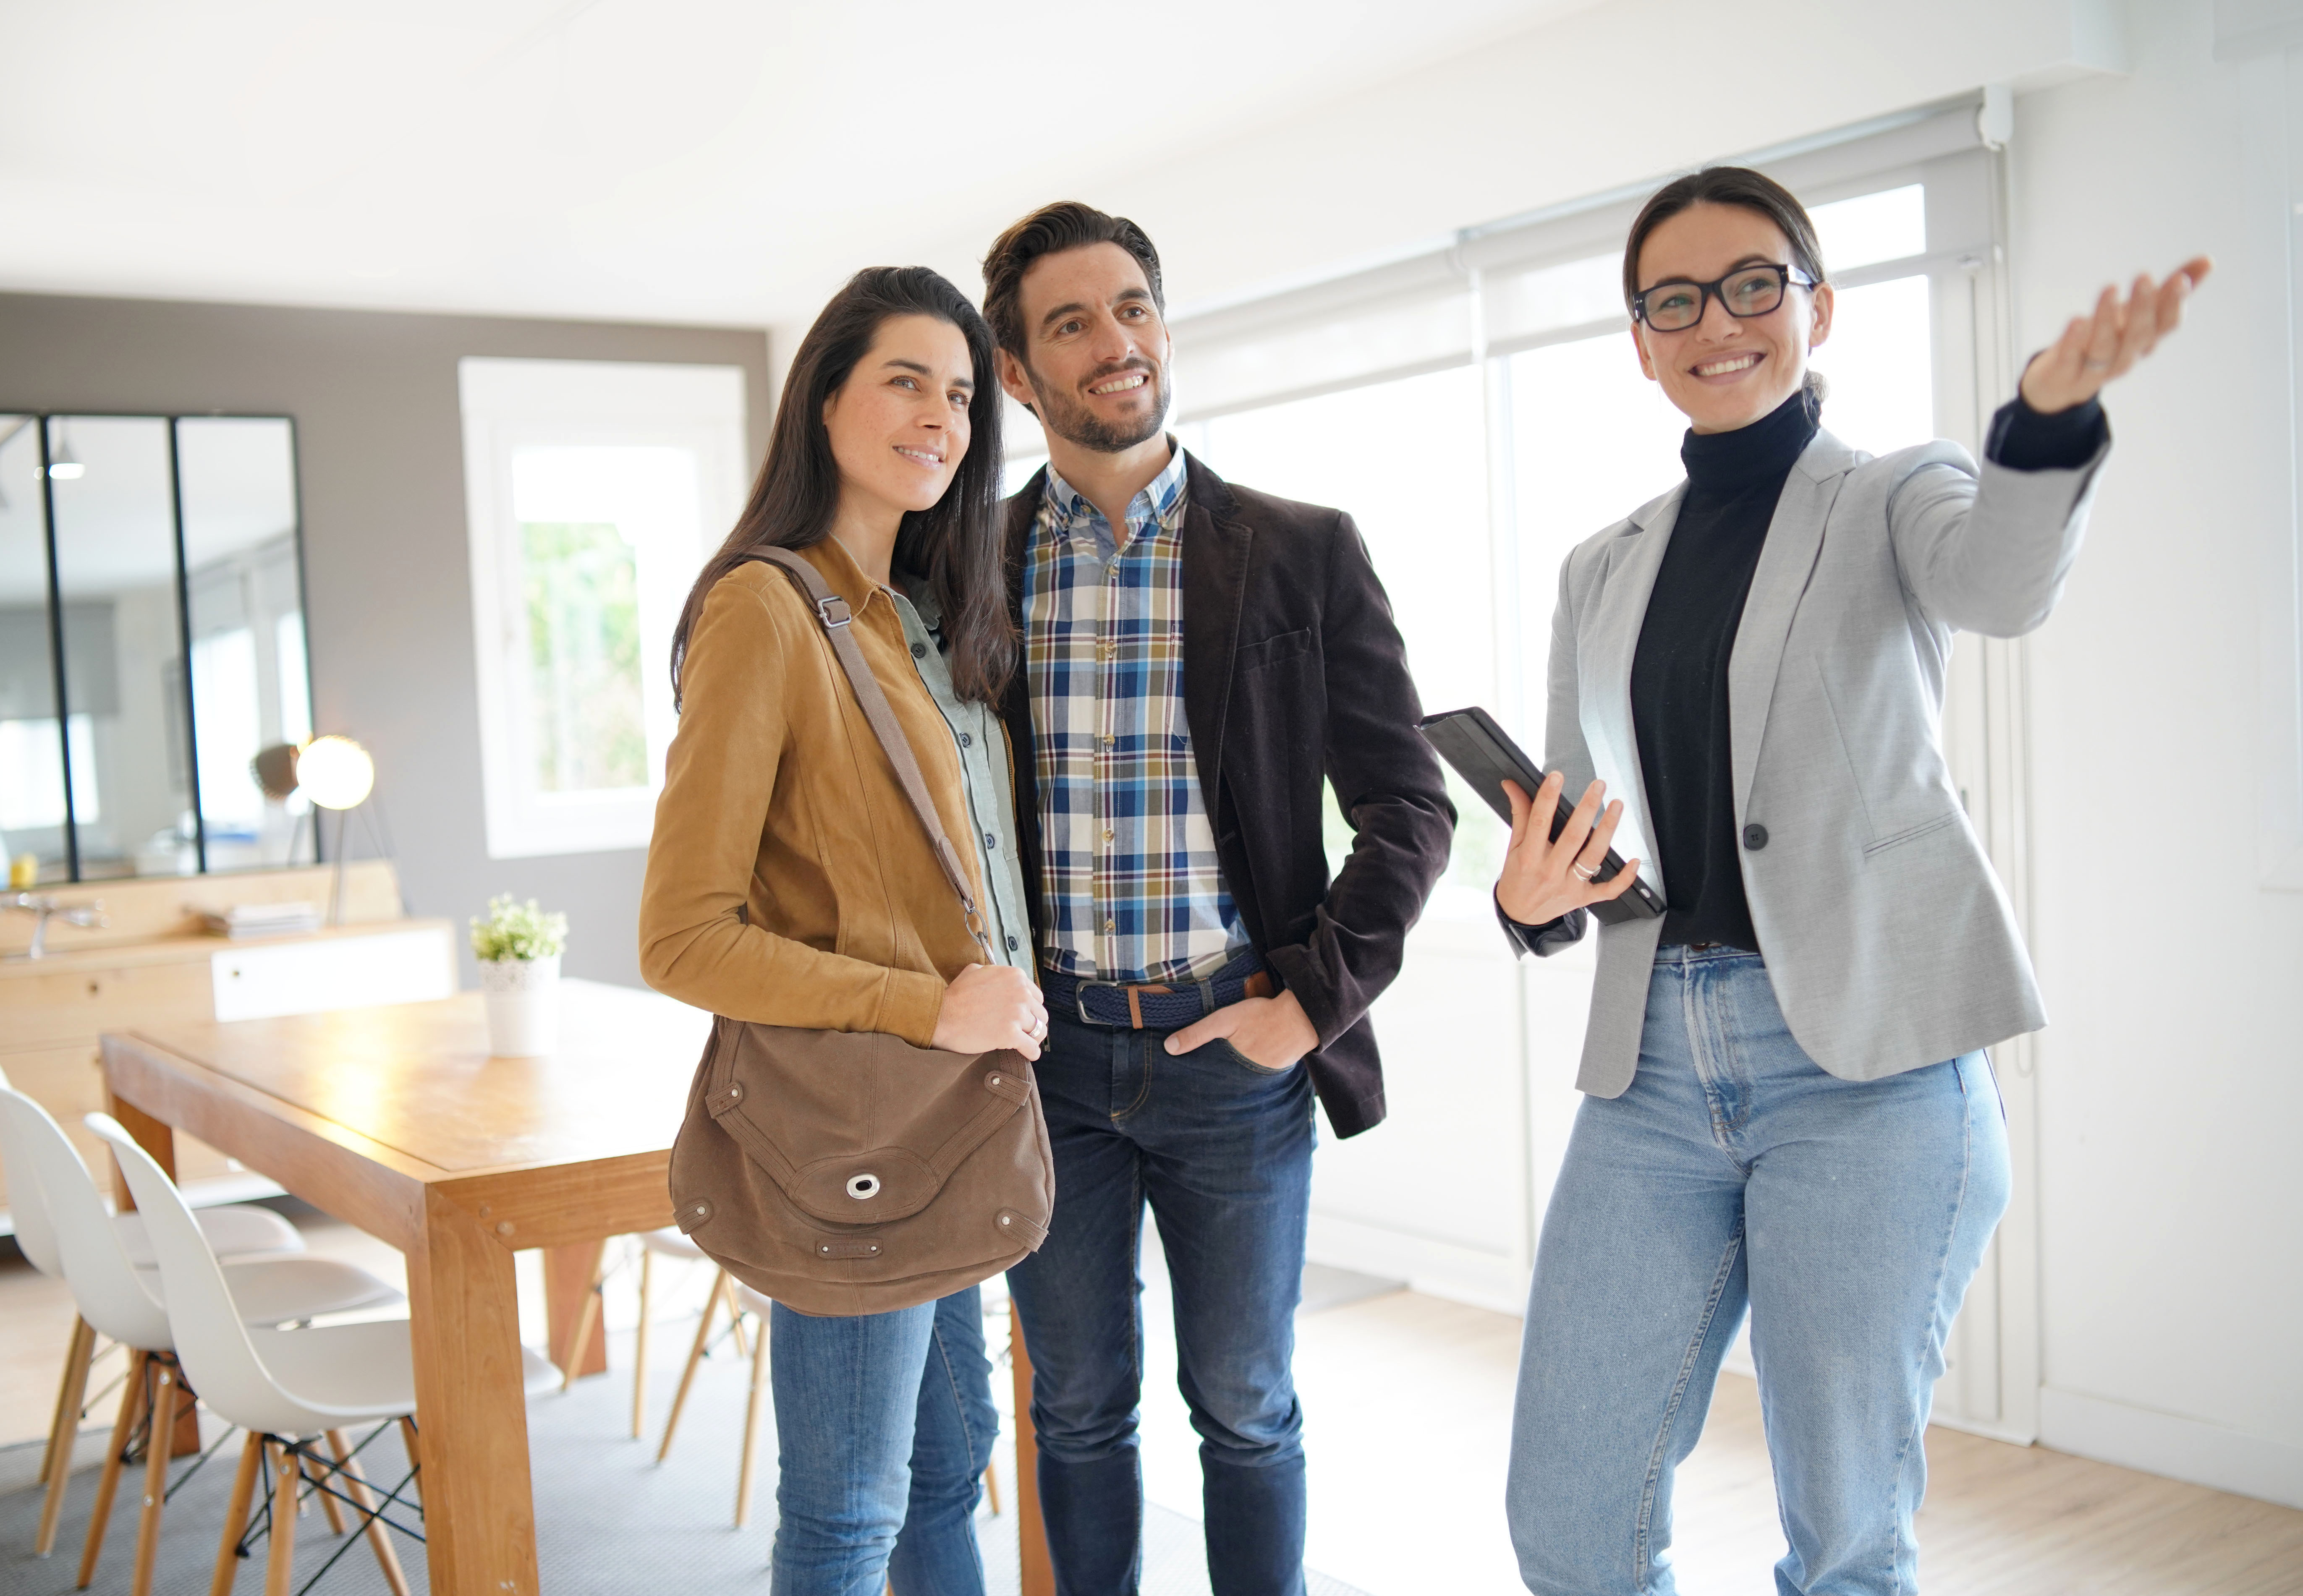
[459,358,747,858]
[0,714,95,831]
[1174,366,1507,904]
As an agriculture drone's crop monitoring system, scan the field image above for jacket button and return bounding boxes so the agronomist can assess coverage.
[959,731,973,747]
[911,641,927,658]
[1005,934,1019,951]
[1743,823,1769,850]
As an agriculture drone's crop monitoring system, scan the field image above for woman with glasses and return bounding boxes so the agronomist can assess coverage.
[1491,165,2207,1594]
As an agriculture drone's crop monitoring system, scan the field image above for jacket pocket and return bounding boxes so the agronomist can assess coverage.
[1238,627,1312,672]
[1861,809,1962,858]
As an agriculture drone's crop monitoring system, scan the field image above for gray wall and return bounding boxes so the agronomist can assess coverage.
[0,291,772,989]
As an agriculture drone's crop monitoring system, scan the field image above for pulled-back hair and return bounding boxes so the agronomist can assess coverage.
[1623,166,1830,408]
[669,266,1013,706]
[1621,165,1828,309]
[981,201,1165,364]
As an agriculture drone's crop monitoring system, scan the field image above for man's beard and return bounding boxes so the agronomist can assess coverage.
[1023,358,1171,454]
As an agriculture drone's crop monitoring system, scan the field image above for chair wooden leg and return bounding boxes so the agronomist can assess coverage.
[263,1440,298,1596]
[303,1448,347,1534]
[130,1360,181,1596]
[328,1429,411,1596]
[210,1431,263,1596]
[730,1298,752,1361]
[735,1317,770,1528]
[79,1347,149,1589]
[37,1317,98,1555]
[40,1317,97,1484]
[655,1270,727,1464]
[631,1248,653,1439]
[983,1453,1002,1518]
[560,1265,605,1395]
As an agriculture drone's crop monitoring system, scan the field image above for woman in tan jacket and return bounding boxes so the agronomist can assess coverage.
[640,266,1045,1594]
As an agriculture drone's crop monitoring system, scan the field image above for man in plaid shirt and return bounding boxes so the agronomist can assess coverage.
[986,202,1453,1594]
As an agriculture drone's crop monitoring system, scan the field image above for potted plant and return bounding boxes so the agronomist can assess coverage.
[471,895,568,1056]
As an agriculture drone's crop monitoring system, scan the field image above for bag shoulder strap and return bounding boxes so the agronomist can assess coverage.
[745,547,990,954]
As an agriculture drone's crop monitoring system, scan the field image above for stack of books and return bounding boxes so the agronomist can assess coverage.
[200,901,324,938]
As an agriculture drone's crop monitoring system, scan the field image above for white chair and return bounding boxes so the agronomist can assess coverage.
[89,1113,560,1596]
[0,1062,309,1559]
[0,1088,400,1596]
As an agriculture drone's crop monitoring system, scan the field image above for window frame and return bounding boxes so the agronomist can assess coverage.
[457,358,747,860]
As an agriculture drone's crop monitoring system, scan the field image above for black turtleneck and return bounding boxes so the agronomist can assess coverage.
[1630,389,1819,949]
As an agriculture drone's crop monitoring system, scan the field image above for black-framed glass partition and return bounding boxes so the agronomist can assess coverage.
[0,413,316,883]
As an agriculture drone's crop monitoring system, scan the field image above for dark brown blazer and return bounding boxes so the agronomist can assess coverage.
[1000,451,1454,1138]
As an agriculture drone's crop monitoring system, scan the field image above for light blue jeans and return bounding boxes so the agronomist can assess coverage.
[769,1285,997,1596]
[1508,946,2010,1595]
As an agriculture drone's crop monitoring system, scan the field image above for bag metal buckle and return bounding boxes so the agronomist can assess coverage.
[816,595,853,630]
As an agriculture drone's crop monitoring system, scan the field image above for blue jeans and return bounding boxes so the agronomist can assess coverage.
[769,1285,998,1596]
[1508,947,2010,1596]
[1005,1010,1316,1596]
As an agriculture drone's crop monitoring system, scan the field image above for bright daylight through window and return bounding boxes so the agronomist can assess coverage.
[459,359,747,859]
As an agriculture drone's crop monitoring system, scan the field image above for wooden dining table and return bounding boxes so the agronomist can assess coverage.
[100,976,1058,1596]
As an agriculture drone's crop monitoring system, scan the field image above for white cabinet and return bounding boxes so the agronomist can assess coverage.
[210,923,457,1022]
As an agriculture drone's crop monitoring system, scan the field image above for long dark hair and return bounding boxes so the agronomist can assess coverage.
[670,266,1013,707]
[1623,166,1830,407]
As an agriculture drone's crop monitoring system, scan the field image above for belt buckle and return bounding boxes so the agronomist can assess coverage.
[1071,980,1124,1027]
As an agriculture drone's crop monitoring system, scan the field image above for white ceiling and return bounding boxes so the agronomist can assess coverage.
[0,0,1602,334]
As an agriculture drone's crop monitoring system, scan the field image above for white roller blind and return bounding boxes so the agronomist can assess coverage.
[1168,97,1992,418]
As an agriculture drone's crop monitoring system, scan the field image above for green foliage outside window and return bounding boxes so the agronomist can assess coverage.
[523,521,646,793]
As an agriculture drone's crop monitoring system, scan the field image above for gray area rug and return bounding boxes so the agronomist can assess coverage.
[1,1307,1378,1596]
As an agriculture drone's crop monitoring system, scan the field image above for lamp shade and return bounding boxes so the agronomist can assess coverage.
[297,735,374,810]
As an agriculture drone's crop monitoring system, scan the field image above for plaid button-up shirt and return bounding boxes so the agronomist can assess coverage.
[1022,445,1247,983]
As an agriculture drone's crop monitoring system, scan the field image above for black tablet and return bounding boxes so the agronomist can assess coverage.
[1418,706,1664,925]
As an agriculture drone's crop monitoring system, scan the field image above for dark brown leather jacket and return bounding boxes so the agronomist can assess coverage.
[1000,452,1454,1138]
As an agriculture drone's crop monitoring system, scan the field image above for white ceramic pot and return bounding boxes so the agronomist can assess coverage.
[479,953,561,1056]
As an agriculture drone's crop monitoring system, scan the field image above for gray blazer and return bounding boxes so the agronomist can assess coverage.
[1538,427,2107,1097]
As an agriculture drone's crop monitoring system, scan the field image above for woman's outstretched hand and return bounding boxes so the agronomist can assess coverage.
[932,962,1048,1060]
[1494,772,1644,930]
[2019,257,2212,414]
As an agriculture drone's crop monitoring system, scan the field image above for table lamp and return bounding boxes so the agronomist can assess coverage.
[251,735,377,925]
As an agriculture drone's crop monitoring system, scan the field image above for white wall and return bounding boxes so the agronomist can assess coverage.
[2011,0,2303,1510]
[826,0,2123,362]
[986,0,2303,1510]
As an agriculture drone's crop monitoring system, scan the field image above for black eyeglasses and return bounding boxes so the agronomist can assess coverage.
[1630,263,1817,332]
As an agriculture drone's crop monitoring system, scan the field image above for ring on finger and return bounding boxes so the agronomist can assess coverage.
[2082,357,2110,370]
[1570,862,1598,881]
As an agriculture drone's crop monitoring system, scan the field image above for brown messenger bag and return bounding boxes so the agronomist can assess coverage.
[666,547,1054,1317]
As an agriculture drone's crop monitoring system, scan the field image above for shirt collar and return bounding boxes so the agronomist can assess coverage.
[800,532,892,619]
[1041,438,1188,552]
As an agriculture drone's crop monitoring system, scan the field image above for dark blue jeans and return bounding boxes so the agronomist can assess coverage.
[769,1286,997,1596]
[1006,1010,1316,1596]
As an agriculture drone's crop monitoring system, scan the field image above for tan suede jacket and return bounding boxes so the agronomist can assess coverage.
[637,538,985,1045]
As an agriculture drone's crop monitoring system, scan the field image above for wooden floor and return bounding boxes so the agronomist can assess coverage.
[6,1214,2300,1594]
